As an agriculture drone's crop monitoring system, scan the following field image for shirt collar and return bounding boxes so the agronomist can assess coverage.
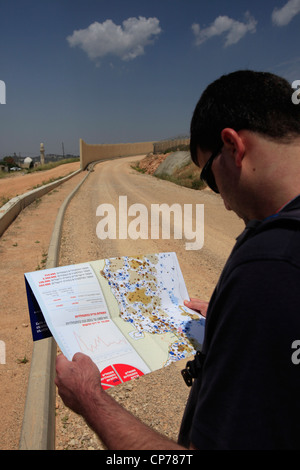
[235,194,300,246]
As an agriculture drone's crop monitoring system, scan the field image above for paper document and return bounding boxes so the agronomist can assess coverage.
[25,252,205,389]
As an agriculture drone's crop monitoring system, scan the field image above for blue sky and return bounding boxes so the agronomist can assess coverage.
[1,0,300,158]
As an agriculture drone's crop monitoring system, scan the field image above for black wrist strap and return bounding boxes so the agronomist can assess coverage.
[181,350,205,387]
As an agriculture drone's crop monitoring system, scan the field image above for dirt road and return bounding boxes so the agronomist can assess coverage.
[0,161,80,201]
[56,155,244,449]
[0,155,244,450]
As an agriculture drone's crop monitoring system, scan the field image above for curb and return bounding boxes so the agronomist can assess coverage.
[19,165,93,450]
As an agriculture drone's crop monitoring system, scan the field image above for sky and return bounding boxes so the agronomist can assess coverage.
[1,0,300,158]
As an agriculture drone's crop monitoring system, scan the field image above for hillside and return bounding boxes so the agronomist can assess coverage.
[134,151,205,191]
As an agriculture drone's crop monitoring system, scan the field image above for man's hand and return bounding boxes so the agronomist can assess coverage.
[55,353,191,450]
[184,298,209,317]
[55,352,101,416]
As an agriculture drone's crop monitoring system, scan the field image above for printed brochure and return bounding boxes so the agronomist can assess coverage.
[25,252,205,389]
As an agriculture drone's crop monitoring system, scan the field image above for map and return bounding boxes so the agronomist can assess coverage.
[101,253,205,366]
[25,252,205,389]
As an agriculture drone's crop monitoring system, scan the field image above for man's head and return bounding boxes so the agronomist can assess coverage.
[191,70,300,222]
[190,70,300,163]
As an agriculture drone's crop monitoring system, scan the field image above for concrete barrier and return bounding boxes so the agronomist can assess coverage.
[79,138,191,169]
[153,138,189,154]
[19,337,57,450]
[80,139,154,169]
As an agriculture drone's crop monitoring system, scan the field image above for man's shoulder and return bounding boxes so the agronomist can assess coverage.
[231,213,300,269]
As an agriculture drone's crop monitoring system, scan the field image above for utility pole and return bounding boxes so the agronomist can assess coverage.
[40,143,45,165]
[62,142,65,158]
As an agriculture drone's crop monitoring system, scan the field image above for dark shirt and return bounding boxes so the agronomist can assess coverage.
[179,196,300,449]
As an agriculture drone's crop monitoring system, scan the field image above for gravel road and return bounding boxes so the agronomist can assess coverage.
[55,155,244,450]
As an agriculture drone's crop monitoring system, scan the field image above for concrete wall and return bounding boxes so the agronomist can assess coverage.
[153,138,190,154]
[80,139,155,169]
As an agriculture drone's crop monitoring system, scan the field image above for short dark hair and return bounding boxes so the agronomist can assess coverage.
[190,70,300,165]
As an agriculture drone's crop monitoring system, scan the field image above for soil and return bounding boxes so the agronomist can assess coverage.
[136,153,169,174]
[0,162,81,202]
[0,156,244,450]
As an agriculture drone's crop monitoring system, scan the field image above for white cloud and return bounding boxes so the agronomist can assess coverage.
[192,11,257,47]
[67,16,162,63]
[272,0,300,26]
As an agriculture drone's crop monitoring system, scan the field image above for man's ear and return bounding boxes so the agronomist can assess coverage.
[221,128,245,168]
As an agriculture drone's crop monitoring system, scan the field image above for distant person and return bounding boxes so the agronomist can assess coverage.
[55,70,300,449]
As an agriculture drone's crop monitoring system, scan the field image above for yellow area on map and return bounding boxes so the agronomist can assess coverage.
[126,287,152,305]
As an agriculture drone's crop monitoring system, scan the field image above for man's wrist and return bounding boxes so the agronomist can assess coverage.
[80,383,106,425]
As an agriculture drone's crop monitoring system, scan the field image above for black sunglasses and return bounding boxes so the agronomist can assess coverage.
[200,147,222,193]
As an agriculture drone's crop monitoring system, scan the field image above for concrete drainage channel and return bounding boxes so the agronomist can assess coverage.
[0,164,97,450]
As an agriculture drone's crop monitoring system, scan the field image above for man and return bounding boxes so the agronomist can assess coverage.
[56,70,300,449]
